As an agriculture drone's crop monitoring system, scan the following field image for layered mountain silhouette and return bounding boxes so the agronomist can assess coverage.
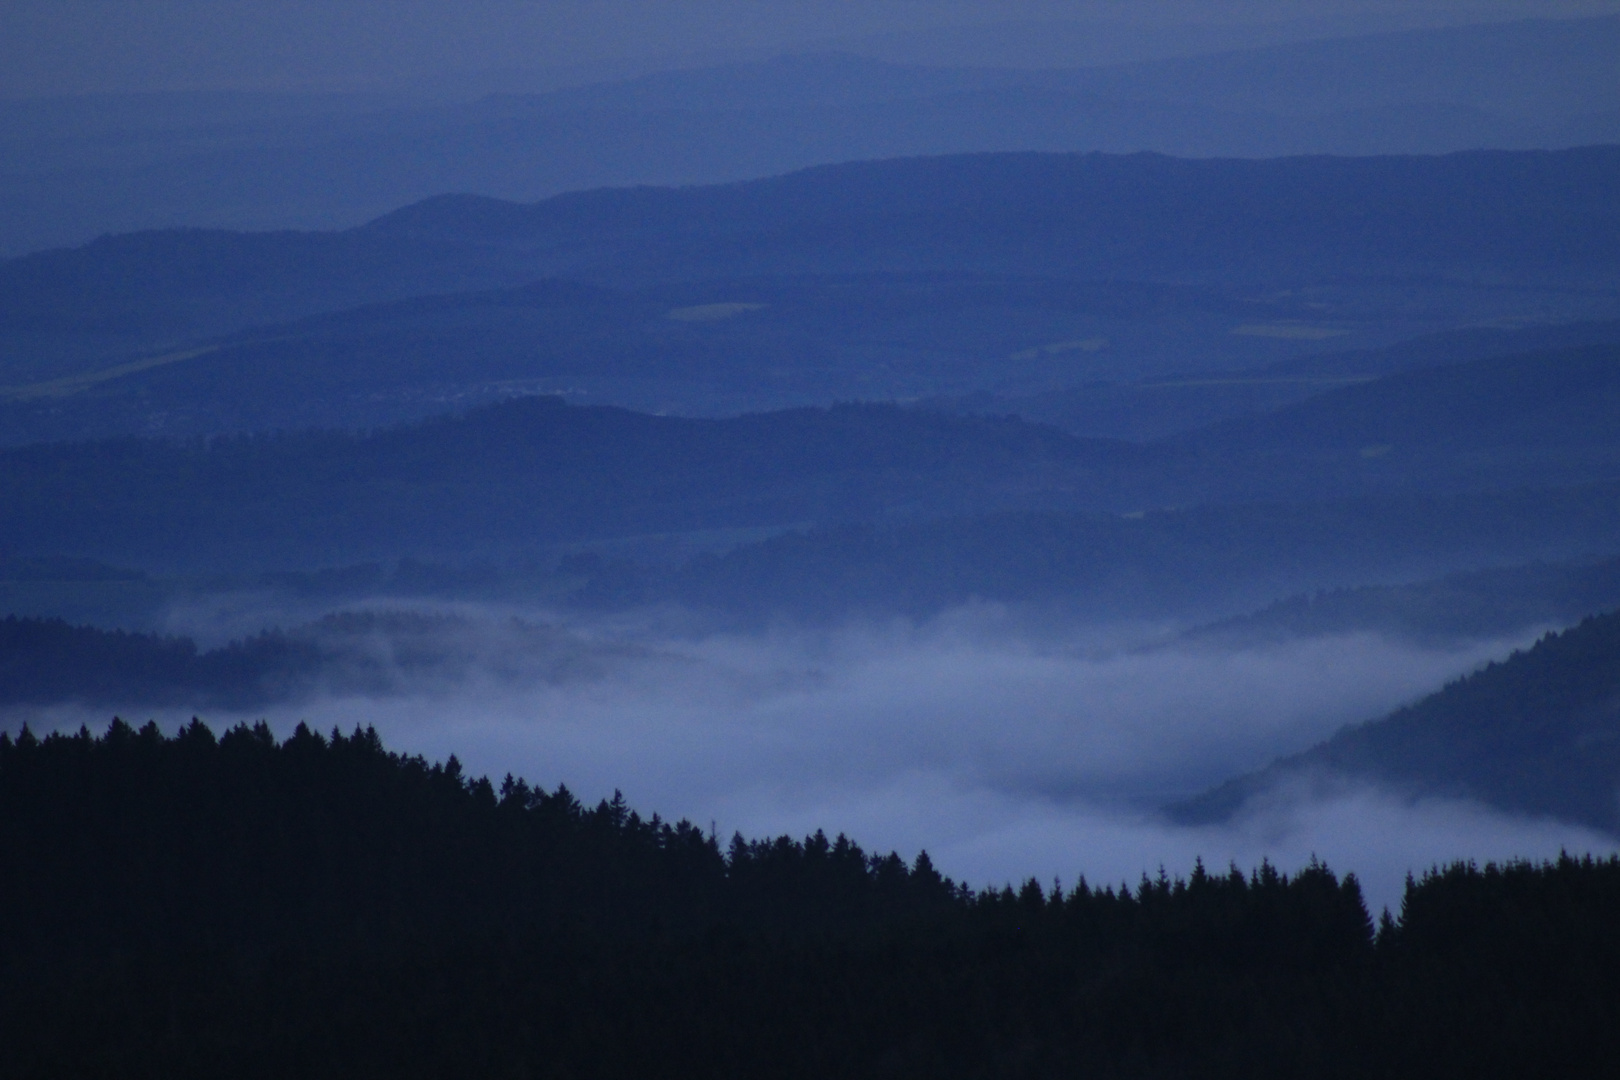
[3,15,1617,257]
[8,147,1618,358]
[3,344,1619,627]
[4,146,1617,443]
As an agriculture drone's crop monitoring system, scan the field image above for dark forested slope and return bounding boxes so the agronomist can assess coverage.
[1181,344,1620,457]
[1174,610,1620,833]
[1153,343,1620,501]
[7,333,1620,574]
[0,396,1161,569]
[941,319,1620,442]
[655,486,1620,623]
[1,720,1617,1078]
[0,610,628,710]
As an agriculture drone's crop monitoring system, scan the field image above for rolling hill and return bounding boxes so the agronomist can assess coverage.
[2,340,1618,584]
[925,320,1620,441]
[0,274,1324,443]
[1153,343,1620,502]
[5,146,1617,397]
[1171,609,1620,836]
[651,486,1620,624]
[0,397,1155,570]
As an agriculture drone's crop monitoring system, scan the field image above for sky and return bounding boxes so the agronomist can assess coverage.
[4,0,1620,97]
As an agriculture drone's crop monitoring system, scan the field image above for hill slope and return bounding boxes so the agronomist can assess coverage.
[0,397,1153,570]
[1172,610,1620,834]
[928,321,1620,442]
[0,274,1325,443]
[652,486,1620,624]
[1153,344,1620,502]
[6,719,1620,1078]
[4,339,1619,581]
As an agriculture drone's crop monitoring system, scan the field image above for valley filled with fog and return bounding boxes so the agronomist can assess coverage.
[4,132,1620,905]
[9,585,1608,911]
[6,7,1620,1072]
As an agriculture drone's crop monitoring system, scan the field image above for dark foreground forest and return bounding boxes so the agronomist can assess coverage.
[1,720,1617,1079]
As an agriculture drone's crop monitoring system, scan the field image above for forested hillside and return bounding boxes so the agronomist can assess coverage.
[657,487,1620,623]
[0,397,1157,568]
[926,319,1620,442]
[5,341,1620,576]
[0,611,627,709]
[2,719,1618,1079]
[1175,609,1620,832]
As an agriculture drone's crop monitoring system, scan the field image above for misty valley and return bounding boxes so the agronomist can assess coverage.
[5,11,1620,1075]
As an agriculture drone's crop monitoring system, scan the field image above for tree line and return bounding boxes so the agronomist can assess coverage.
[1,718,1616,1078]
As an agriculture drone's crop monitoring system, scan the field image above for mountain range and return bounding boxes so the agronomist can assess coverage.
[2,340,1617,589]
[3,146,1618,443]
[3,15,1617,257]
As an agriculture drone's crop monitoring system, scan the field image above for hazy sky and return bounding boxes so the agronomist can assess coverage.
[4,1,1619,96]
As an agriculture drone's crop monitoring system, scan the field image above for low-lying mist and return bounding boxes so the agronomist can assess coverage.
[15,600,1614,910]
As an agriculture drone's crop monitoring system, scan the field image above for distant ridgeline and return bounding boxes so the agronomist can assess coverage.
[1175,608,1620,834]
[0,615,319,710]
[0,610,622,710]
[2,147,1618,443]
[1185,555,1620,646]
[2,720,1619,1078]
[3,342,1620,576]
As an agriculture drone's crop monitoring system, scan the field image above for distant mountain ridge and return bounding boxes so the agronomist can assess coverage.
[6,146,1617,398]
[0,610,629,710]
[654,485,1620,625]
[3,342,1618,576]
[1185,346,1620,452]
[925,320,1620,442]
[2,15,1616,257]
[0,398,1153,570]
[1184,556,1620,648]
[358,148,1620,283]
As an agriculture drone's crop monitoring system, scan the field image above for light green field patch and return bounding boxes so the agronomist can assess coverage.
[0,345,219,401]
[1009,337,1109,361]
[666,302,767,323]
[1230,323,1351,340]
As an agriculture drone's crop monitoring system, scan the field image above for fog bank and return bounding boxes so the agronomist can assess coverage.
[12,608,1612,910]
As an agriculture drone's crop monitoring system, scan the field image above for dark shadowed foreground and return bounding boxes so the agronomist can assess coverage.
[2,721,1617,1079]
